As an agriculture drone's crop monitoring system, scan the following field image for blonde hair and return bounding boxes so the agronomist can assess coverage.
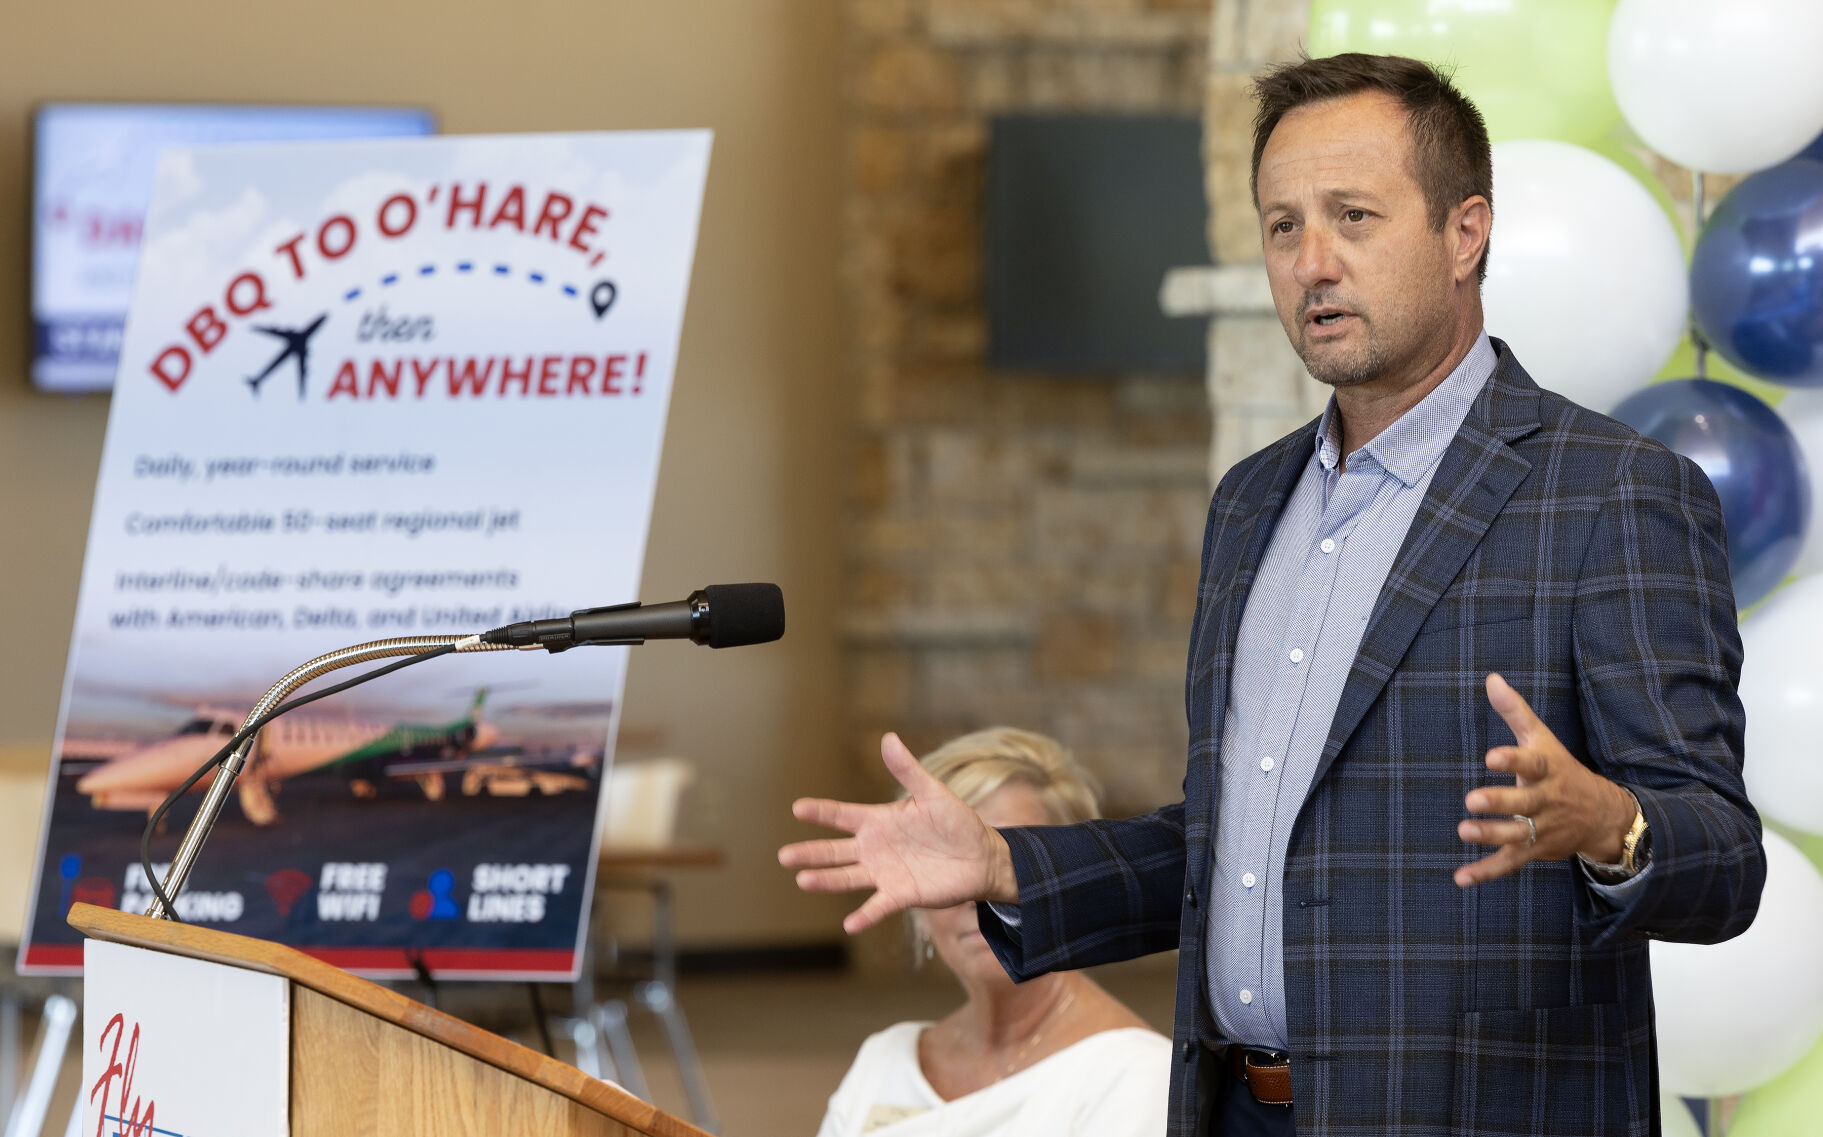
[911,727,1100,825]
[903,727,1099,967]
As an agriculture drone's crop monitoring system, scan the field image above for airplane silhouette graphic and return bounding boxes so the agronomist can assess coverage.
[245,313,328,399]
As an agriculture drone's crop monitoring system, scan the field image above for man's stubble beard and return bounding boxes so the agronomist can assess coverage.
[1295,317,1391,389]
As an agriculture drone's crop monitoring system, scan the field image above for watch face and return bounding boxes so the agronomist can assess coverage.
[1624,813,1649,871]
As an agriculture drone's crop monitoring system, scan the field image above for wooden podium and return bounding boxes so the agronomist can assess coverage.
[68,902,710,1137]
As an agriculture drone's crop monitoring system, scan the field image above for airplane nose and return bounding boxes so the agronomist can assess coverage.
[76,739,218,794]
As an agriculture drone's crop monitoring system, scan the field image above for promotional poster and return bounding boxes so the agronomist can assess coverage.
[19,130,711,979]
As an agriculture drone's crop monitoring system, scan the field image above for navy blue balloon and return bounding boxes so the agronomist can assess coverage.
[1690,158,1823,388]
[1612,379,1811,608]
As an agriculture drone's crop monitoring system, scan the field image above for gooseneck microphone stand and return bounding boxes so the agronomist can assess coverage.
[143,583,785,920]
[145,633,514,920]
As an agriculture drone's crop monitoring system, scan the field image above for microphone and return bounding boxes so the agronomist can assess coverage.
[480,583,785,653]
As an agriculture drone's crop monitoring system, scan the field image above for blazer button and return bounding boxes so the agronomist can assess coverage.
[1180,1040,1197,1063]
[1184,883,1197,908]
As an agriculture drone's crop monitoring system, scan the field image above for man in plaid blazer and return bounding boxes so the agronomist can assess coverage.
[783,54,1763,1136]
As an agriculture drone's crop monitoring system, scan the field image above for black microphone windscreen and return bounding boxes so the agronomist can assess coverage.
[703,583,785,648]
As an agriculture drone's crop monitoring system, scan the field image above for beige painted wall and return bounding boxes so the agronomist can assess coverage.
[0,1,848,946]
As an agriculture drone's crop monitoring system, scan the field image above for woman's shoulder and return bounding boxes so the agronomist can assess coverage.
[1011,1026,1171,1091]
[818,1021,940,1137]
[1007,1029,1172,1137]
[1056,1026,1172,1064]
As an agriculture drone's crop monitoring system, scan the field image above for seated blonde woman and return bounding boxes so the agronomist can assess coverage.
[813,728,1170,1137]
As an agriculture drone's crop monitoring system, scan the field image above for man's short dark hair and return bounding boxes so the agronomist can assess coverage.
[1250,52,1493,281]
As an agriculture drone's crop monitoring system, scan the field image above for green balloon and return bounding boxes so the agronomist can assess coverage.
[1800,830,1823,880]
[1729,1027,1823,1136]
[1308,0,1623,147]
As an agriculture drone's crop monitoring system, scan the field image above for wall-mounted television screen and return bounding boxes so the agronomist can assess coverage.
[31,103,437,394]
[987,113,1209,376]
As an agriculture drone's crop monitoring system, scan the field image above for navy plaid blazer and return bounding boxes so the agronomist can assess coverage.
[980,344,1764,1137]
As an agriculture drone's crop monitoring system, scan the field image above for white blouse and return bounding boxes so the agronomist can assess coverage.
[814,1022,1172,1137]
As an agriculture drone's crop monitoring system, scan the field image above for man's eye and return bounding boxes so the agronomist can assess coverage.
[1274,220,1295,234]
[1344,209,1366,222]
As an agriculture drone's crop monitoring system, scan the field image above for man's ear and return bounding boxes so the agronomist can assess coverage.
[1454,195,1492,283]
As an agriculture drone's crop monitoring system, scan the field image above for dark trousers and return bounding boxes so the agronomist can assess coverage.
[1206,1058,1297,1137]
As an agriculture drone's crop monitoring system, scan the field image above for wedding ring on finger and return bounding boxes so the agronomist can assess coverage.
[1511,814,1537,847]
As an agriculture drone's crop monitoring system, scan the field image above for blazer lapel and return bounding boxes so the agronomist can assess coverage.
[1309,348,1542,787]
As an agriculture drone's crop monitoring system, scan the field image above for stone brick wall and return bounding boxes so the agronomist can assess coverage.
[838,0,1216,817]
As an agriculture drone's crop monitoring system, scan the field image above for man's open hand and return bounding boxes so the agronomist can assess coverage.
[779,733,1018,933]
[1455,673,1638,888]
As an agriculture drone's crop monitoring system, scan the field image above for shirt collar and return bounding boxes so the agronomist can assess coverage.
[1313,329,1497,487]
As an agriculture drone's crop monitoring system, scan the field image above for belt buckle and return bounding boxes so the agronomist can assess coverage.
[1240,1047,1288,1069]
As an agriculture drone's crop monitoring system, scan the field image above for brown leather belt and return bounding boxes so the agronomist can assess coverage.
[1226,1046,1293,1106]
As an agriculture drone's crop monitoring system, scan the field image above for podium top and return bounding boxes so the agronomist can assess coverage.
[67,902,710,1137]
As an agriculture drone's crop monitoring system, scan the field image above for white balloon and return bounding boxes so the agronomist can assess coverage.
[1483,140,1687,413]
[1651,831,1823,1096]
[1740,575,1823,834]
[1779,390,1823,579]
[1609,0,1823,174]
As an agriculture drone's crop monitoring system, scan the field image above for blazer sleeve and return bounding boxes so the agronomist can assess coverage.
[978,804,1188,981]
[1570,442,1765,946]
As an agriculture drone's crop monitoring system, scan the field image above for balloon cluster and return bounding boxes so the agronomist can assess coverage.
[1307,0,1823,1121]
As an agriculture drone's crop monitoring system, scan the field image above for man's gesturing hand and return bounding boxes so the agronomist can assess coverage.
[779,733,1019,934]
[1455,673,1639,889]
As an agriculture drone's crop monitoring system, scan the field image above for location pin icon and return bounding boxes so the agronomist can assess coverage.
[590,280,617,320]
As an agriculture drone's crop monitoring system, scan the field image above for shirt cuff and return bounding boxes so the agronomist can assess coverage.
[985,900,1022,928]
[1578,857,1653,908]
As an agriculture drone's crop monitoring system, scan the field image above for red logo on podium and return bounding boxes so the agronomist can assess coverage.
[90,1013,163,1137]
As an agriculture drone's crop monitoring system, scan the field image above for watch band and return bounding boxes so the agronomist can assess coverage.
[1579,790,1649,881]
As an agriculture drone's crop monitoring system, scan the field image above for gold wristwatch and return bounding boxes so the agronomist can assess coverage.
[1579,791,1650,882]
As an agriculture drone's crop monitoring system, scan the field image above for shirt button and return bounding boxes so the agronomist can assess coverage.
[1320,538,1336,554]
[1288,648,1304,663]
[1242,872,1256,888]
[1260,756,1275,772]
[1239,989,1254,1006]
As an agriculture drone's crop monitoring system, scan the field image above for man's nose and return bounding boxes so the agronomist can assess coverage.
[1293,226,1343,290]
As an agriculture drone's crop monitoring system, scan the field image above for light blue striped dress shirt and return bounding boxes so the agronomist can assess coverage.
[1207,332,1498,1049]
